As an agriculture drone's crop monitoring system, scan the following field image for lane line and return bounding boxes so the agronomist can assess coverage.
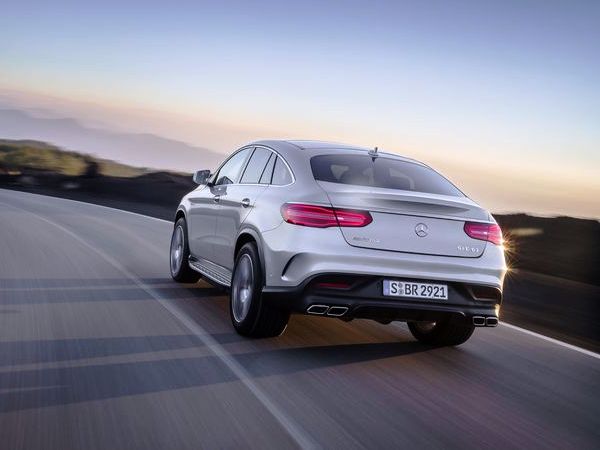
[0,199,317,450]
[3,189,599,360]
[499,322,600,360]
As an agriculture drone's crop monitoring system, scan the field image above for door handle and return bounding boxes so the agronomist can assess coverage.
[241,198,250,208]
[213,195,221,203]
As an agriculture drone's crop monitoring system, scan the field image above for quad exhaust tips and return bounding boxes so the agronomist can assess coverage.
[307,307,496,324]
[472,316,498,327]
[328,306,349,317]
[473,316,486,326]
[307,305,328,315]
[486,317,498,327]
[307,305,349,317]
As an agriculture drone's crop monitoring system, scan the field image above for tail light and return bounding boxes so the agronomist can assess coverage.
[281,203,372,228]
[464,222,502,245]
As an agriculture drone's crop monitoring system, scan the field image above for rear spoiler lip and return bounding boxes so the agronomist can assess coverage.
[364,209,492,223]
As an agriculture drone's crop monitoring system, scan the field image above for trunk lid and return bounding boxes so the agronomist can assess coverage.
[320,182,489,258]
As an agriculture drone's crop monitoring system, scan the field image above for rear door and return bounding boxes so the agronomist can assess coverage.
[212,147,272,270]
[311,154,490,258]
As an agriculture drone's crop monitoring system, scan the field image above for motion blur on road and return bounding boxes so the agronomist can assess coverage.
[0,188,598,449]
[2,1,600,448]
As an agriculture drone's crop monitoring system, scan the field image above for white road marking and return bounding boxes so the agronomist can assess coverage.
[500,322,600,360]
[2,189,599,361]
[0,198,318,450]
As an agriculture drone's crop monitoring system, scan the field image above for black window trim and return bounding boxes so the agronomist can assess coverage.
[213,145,295,187]
[258,152,275,185]
[239,147,276,185]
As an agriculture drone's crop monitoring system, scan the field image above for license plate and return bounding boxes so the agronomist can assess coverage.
[383,280,448,300]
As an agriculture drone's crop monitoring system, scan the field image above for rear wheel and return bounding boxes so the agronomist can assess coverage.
[170,218,200,283]
[408,316,475,346]
[230,242,290,337]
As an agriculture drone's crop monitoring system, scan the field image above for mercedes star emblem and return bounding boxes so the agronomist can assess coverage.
[415,223,429,237]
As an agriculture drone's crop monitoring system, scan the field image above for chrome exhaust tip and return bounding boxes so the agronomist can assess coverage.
[472,316,486,327]
[327,306,348,317]
[307,305,329,315]
[486,317,498,327]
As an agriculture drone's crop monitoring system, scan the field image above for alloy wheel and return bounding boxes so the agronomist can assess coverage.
[232,254,254,322]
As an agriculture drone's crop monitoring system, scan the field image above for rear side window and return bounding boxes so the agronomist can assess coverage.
[311,154,464,197]
[271,156,293,185]
[240,147,272,184]
[259,153,276,184]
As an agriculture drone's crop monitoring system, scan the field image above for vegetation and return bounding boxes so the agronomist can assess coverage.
[0,139,147,177]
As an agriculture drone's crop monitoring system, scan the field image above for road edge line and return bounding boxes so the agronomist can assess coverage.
[499,322,599,360]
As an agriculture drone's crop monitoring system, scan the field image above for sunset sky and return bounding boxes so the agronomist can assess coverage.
[1,1,599,218]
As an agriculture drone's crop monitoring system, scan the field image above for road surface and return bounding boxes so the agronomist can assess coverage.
[0,189,598,449]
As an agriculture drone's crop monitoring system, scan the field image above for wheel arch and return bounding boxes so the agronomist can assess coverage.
[235,228,266,284]
[174,207,186,224]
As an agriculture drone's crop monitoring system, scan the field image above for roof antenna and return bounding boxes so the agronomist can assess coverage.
[368,146,379,158]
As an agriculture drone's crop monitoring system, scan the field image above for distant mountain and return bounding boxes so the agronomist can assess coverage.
[0,109,225,172]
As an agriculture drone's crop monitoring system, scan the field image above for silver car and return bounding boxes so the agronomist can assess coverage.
[170,140,506,345]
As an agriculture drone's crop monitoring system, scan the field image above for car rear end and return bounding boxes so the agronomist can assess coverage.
[261,149,506,329]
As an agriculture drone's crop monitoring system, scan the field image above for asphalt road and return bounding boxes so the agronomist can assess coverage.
[0,189,598,450]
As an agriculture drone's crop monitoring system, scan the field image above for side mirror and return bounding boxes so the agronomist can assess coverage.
[193,169,211,185]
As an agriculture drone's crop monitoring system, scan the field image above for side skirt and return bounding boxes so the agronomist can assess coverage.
[189,256,232,287]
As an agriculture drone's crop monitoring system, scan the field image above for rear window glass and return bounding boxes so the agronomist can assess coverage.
[310,154,464,197]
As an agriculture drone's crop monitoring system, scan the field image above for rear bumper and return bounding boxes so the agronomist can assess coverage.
[263,274,501,324]
[260,222,507,289]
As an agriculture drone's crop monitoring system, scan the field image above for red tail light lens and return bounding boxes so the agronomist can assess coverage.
[334,208,373,227]
[281,204,337,227]
[281,203,372,228]
[464,222,502,245]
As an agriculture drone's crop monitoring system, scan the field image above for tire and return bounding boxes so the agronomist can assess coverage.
[170,218,201,283]
[230,242,290,338]
[408,316,475,346]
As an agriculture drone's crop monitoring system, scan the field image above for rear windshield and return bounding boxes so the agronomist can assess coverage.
[310,154,464,197]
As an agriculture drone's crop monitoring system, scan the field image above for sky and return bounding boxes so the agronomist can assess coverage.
[1,0,599,218]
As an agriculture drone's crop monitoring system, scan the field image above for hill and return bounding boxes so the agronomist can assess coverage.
[0,109,225,172]
[0,139,148,177]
